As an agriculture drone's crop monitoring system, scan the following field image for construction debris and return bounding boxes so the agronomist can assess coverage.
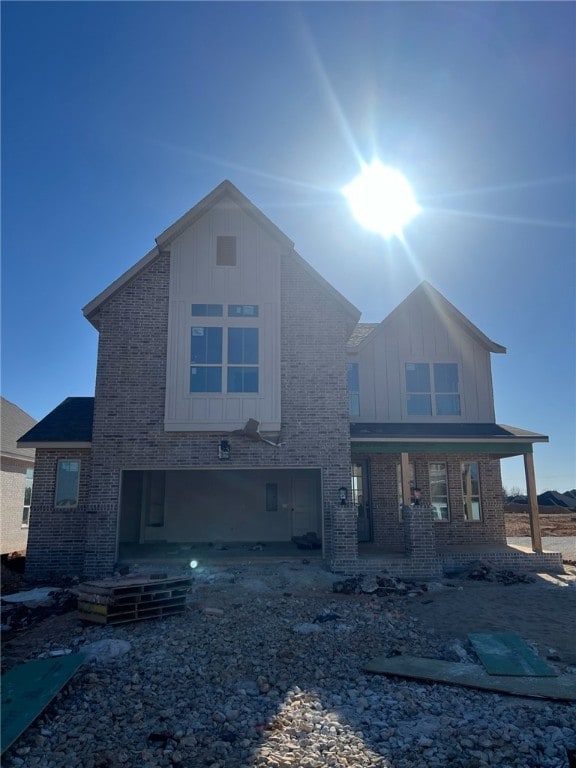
[77,575,192,625]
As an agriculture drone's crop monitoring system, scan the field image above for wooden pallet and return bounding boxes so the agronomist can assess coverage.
[77,575,192,625]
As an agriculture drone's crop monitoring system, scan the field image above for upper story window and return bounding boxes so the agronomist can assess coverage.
[190,315,259,394]
[405,362,460,416]
[347,362,360,417]
[228,304,259,317]
[55,459,80,508]
[192,304,223,316]
[216,236,237,266]
[462,461,481,520]
[22,467,33,526]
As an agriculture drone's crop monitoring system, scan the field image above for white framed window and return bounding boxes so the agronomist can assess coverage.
[347,362,360,417]
[405,363,461,416]
[22,467,33,526]
[429,462,449,521]
[462,461,481,520]
[55,460,80,508]
[190,306,259,394]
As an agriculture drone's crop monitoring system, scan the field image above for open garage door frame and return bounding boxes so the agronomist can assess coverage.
[118,467,323,553]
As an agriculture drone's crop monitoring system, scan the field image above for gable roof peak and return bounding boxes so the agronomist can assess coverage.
[155,180,294,250]
[356,280,506,354]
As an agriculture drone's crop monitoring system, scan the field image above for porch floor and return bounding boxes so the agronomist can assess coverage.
[117,541,323,566]
[117,540,548,567]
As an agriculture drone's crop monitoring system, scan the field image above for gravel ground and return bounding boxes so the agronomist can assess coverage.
[2,562,576,768]
[507,537,576,561]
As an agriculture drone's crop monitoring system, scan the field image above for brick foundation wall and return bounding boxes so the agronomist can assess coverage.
[1,458,31,554]
[25,449,91,579]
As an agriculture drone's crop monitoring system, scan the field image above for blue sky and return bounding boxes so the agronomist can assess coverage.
[2,2,574,493]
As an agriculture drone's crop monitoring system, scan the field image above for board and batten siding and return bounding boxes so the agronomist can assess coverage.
[353,298,496,423]
[165,199,282,432]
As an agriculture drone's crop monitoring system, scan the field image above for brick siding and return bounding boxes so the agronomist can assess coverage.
[1,458,31,554]
[27,248,356,579]
[25,449,91,579]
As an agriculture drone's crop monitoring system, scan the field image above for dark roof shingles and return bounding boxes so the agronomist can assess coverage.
[18,397,94,444]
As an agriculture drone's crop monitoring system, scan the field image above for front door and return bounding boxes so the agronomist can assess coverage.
[352,461,371,542]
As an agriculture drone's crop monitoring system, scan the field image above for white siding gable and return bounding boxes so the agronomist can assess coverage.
[352,296,497,423]
[165,197,282,432]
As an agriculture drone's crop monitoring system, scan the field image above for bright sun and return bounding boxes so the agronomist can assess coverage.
[342,160,421,239]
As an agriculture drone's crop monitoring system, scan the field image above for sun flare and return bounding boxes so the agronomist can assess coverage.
[343,160,421,238]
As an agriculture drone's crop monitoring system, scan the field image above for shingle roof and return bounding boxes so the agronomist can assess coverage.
[347,323,379,348]
[0,397,36,460]
[350,422,548,441]
[17,397,94,445]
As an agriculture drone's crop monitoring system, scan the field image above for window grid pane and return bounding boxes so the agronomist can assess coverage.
[55,460,80,508]
[429,462,449,521]
[462,462,481,520]
[191,304,223,316]
[405,363,431,393]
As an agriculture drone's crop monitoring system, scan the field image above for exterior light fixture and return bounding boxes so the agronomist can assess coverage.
[218,440,230,461]
[339,486,348,506]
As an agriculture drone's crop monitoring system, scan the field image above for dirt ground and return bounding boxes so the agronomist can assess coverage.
[505,509,576,537]
[404,567,576,667]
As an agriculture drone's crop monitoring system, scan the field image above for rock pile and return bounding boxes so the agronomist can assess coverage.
[2,563,575,768]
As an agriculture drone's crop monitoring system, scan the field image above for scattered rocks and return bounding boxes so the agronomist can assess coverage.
[2,562,575,768]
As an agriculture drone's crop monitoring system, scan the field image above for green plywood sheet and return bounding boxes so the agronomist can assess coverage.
[1,654,85,754]
[468,633,557,677]
[364,655,575,701]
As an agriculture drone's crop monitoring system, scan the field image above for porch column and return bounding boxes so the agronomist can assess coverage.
[524,452,542,553]
[400,451,412,511]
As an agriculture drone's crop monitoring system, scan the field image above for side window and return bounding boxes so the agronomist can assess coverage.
[429,462,449,521]
[347,362,360,417]
[55,460,80,508]
[462,462,481,520]
[22,467,33,526]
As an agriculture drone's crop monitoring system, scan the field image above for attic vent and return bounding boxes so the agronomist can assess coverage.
[216,236,237,266]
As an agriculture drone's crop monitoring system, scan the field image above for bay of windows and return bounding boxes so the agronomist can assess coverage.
[405,362,460,416]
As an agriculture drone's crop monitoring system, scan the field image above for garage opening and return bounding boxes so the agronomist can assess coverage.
[117,468,322,558]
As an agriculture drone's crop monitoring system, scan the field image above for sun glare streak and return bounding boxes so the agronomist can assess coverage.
[159,142,327,194]
[294,9,364,166]
[427,206,575,230]
[424,174,575,203]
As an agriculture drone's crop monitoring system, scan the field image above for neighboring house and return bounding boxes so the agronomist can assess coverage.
[18,181,562,579]
[1,397,36,554]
